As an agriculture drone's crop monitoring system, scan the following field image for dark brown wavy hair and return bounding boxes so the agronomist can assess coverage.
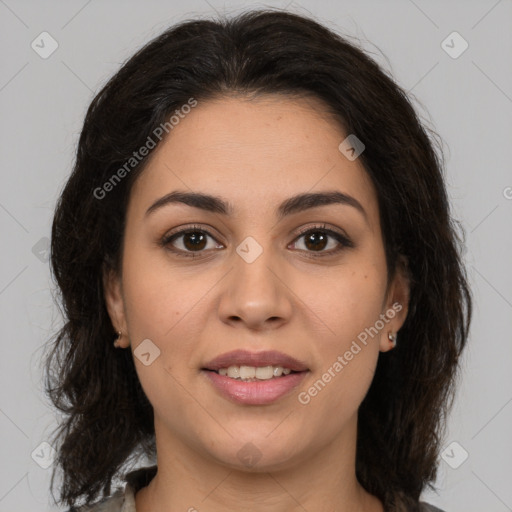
[43,8,472,511]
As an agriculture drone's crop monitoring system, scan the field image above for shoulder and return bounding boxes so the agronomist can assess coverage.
[64,465,156,512]
[419,502,447,512]
[65,487,132,512]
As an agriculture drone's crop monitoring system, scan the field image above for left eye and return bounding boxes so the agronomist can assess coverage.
[289,227,353,255]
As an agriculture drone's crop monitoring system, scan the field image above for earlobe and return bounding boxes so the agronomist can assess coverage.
[379,255,411,353]
[102,264,129,348]
[380,331,397,353]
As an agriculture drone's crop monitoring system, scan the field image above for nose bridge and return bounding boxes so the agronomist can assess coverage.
[218,231,292,327]
[234,232,280,299]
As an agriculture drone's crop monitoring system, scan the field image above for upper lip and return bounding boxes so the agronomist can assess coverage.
[202,349,309,372]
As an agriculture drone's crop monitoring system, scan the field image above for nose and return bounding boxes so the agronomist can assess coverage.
[217,239,293,331]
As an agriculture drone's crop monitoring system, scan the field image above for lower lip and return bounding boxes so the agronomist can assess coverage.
[202,370,308,405]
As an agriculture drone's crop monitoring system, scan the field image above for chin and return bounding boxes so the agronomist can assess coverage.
[204,435,305,473]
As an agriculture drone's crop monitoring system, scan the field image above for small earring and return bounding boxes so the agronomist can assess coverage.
[388,332,397,348]
[113,331,123,348]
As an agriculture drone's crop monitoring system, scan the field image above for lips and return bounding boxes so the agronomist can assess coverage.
[203,370,308,405]
[202,349,309,372]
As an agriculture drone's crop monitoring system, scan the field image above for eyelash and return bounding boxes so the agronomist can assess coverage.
[159,223,354,259]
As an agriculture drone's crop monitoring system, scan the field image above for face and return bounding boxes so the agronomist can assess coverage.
[104,94,409,472]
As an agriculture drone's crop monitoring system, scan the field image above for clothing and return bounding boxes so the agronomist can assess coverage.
[69,465,446,512]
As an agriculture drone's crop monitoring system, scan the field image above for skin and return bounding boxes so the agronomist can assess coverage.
[104,94,410,512]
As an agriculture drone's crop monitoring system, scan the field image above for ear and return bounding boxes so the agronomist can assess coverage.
[103,263,130,348]
[379,254,411,353]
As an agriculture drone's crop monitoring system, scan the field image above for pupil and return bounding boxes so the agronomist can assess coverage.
[306,232,327,251]
[184,232,206,251]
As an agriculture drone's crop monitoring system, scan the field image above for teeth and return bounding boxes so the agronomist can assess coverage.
[239,365,256,379]
[217,365,295,381]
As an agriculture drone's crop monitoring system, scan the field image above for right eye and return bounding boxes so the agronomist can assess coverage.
[160,225,224,257]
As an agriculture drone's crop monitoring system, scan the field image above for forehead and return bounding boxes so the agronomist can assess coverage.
[128,94,379,228]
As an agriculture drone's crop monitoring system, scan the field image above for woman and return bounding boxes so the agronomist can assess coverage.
[44,9,472,512]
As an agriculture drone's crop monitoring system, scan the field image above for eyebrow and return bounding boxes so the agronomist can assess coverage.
[145,189,368,224]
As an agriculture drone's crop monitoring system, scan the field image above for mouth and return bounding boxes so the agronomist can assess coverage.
[201,349,309,405]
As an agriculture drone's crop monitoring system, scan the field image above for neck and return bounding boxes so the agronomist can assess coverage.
[135,415,383,512]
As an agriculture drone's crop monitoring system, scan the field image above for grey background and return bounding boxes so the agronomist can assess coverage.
[0,1,511,511]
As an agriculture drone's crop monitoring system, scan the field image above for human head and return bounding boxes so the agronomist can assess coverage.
[45,9,472,510]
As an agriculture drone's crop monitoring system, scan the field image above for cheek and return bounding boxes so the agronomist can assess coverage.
[299,261,388,341]
[294,262,386,408]
[120,248,203,412]
[121,240,202,339]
